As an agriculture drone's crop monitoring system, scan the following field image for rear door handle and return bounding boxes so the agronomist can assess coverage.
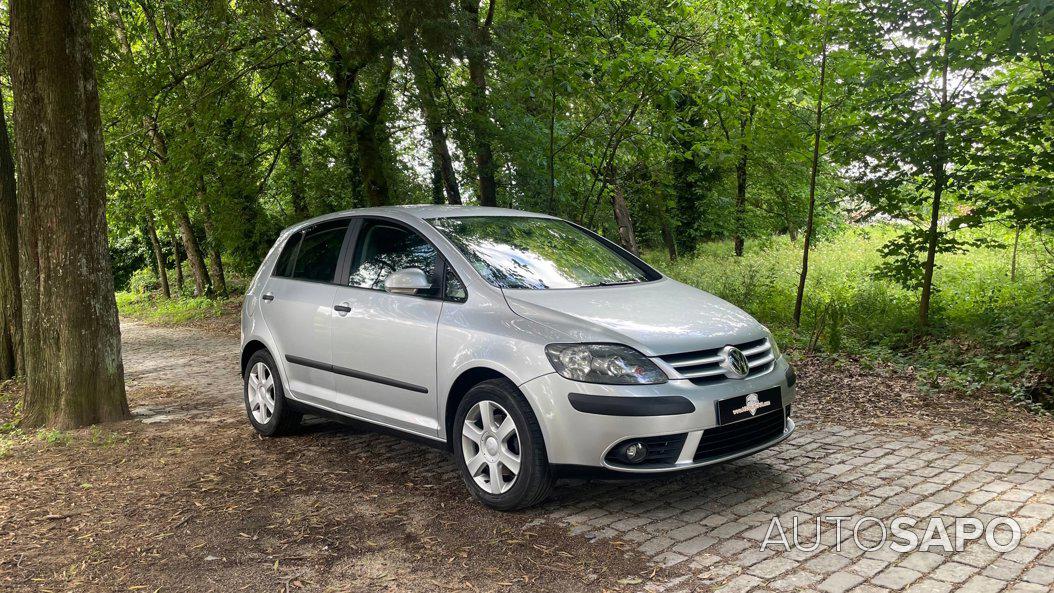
[334,303,351,315]
[261,293,275,302]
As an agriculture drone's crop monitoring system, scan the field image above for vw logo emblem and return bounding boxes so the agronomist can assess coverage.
[720,346,750,379]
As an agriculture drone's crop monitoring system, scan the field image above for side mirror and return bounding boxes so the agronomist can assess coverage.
[385,268,433,295]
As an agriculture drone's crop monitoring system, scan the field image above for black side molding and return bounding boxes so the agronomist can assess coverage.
[285,355,429,394]
[567,393,695,416]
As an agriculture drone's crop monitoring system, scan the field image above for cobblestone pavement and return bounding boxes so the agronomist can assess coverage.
[120,320,1054,592]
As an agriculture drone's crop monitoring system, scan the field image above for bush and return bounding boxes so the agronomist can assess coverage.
[127,268,159,295]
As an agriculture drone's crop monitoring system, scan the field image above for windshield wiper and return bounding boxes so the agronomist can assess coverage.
[589,280,643,287]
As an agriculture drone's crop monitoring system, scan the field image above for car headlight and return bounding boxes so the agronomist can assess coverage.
[544,344,668,385]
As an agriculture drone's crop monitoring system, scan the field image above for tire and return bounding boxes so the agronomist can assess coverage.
[453,379,554,510]
[243,350,301,437]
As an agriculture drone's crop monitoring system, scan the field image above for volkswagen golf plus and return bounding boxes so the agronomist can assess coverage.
[241,206,796,509]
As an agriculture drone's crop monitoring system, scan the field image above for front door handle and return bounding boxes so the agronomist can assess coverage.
[261,293,275,302]
[334,303,351,315]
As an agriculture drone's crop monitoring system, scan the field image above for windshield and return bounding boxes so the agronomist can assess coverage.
[428,216,653,289]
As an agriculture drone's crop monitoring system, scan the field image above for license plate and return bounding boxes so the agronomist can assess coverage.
[716,386,782,425]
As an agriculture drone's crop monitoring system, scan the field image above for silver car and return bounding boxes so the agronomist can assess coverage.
[240,206,796,509]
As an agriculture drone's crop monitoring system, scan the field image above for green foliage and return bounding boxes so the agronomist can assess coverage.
[115,291,235,325]
[652,223,1050,403]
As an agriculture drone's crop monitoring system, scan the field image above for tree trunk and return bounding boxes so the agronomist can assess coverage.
[355,119,391,207]
[733,147,748,257]
[9,0,128,427]
[145,212,171,299]
[463,0,498,207]
[1011,225,1021,281]
[609,174,639,256]
[430,160,445,205]
[200,200,227,297]
[919,0,954,328]
[177,208,212,296]
[0,88,22,380]
[410,52,461,205]
[287,128,309,219]
[794,34,828,328]
[170,228,184,294]
[661,215,678,261]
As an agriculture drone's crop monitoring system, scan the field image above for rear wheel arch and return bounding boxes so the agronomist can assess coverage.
[241,340,270,375]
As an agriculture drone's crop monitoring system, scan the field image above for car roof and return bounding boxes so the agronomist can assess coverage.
[282,205,558,234]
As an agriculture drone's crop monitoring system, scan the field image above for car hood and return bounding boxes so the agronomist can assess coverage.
[502,278,767,356]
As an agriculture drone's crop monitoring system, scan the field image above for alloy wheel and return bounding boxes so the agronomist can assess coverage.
[247,361,276,424]
[462,400,521,494]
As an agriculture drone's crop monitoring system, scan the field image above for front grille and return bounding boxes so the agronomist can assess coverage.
[605,433,687,466]
[659,337,775,386]
[693,407,786,463]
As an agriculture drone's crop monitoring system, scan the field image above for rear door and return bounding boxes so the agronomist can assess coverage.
[329,218,443,437]
[259,219,351,406]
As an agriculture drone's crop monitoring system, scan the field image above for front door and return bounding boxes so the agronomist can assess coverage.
[329,219,443,437]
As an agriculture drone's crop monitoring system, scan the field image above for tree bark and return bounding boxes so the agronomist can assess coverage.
[609,173,639,256]
[661,214,678,261]
[176,208,212,297]
[410,52,461,205]
[733,147,748,257]
[9,0,128,427]
[463,0,498,207]
[919,0,955,327]
[794,34,828,328]
[169,227,184,294]
[287,128,309,218]
[200,199,227,297]
[0,88,22,379]
[145,212,171,299]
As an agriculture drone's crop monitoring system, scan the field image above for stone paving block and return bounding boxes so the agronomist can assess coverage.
[959,575,1008,593]
[746,557,798,579]
[1021,566,1054,586]
[931,562,980,584]
[817,571,865,593]
[903,579,954,593]
[871,566,923,589]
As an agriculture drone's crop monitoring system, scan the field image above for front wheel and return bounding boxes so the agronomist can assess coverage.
[453,379,553,510]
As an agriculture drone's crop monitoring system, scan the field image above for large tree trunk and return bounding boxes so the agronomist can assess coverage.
[9,0,128,427]
[463,0,498,207]
[176,208,212,297]
[794,35,828,328]
[609,174,639,256]
[145,212,171,299]
[0,88,22,379]
[355,119,391,207]
[410,52,461,205]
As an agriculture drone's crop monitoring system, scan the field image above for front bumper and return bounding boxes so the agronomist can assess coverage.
[518,355,797,472]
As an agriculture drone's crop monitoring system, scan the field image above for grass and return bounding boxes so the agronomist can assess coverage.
[115,291,238,325]
[646,223,1050,407]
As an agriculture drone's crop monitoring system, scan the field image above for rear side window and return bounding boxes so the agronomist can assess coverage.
[290,220,349,282]
[347,221,438,291]
[272,234,301,278]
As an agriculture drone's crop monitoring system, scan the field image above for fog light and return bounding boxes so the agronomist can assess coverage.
[623,441,648,464]
[785,365,797,388]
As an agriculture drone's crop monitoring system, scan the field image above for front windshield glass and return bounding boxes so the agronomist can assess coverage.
[428,216,653,289]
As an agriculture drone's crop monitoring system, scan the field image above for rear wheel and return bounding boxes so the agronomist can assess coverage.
[243,350,301,436]
[454,379,553,510]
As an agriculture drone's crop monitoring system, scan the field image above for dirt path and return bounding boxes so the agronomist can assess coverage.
[4,320,1052,592]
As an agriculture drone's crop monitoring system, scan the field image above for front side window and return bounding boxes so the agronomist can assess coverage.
[348,221,438,291]
[290,220,348,282]
[428,216,652,289]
